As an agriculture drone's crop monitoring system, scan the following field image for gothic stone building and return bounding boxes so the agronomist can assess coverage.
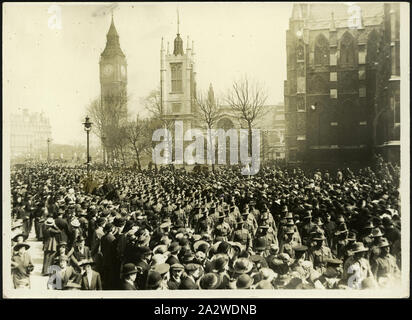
[284,3,400,165]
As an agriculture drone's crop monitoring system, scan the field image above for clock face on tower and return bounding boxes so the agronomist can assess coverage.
[121,65,126,78]
[103,64,113,76]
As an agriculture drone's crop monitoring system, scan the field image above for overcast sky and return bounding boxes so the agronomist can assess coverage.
[4,2,292,145]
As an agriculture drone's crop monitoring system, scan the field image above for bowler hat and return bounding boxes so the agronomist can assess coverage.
[122,263,138,276]
[236,274,254,289]
[146,271,162,288]
[199,273,221,289]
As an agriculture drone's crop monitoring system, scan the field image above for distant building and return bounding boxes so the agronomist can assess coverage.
[10,109,52,158]
[216,96,286,162]
[284,3,400,164]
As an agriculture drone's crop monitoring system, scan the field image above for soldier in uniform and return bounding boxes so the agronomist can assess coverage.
[241,206,258,236]
[231,219,253,250]
[370,238,400,284]
[299,211,316,246]
[360,220,375,249]
[331,224,349,260]
[213,213,232,242]
[278,226,299,259]
[343,242,375,289]
[308,232,333,274]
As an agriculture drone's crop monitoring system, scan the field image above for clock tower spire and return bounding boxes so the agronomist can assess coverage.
[99,13,127,162]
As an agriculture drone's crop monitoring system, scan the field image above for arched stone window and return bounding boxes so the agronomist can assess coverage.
[314,34,330,66]
[340,32,356,66]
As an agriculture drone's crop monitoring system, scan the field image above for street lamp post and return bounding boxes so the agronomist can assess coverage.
[47,138,51,162]
[83,116,93,175]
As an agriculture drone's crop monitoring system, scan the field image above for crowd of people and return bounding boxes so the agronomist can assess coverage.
[10,156,401,290]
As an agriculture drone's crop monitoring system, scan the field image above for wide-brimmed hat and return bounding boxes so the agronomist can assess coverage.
[236,274,254,289]
[334,224,348,235]
[347,231,357,241]
[371,228,384,238]
[377,238,390,248]
[199,273,221,289]
[293,245,308,252]
[13,242,30,251]
[45,218,55,226]
[285,226,295,234]
[231,258,253,274]
[313,232,326,241]
[79,258,95,267]
[363,221,374,229]
[71,219,81,227]
[122,263,138,276]
[193,240,209,252]
[349,242,369,254]
[285,212,293,219]
[324,257,343,266]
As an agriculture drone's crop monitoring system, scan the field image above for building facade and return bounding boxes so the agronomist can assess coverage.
[284,3,400,164]
[10,109,52,158]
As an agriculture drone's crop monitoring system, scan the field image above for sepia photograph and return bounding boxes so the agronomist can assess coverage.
[2,2,410,299]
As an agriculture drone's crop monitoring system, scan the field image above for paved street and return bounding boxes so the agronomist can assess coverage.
[26,227,47,290]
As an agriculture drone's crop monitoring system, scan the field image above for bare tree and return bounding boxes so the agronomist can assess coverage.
[142,88,174,165]
[125,115,151,170]
[226,76,268,155]
[195,84,222,171]
[86,91,130,164]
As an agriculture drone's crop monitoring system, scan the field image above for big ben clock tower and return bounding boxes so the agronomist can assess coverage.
[99,14,127,162]
[99,14,127,122]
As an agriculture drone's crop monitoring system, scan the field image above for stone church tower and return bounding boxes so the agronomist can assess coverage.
[160,15,197,140]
